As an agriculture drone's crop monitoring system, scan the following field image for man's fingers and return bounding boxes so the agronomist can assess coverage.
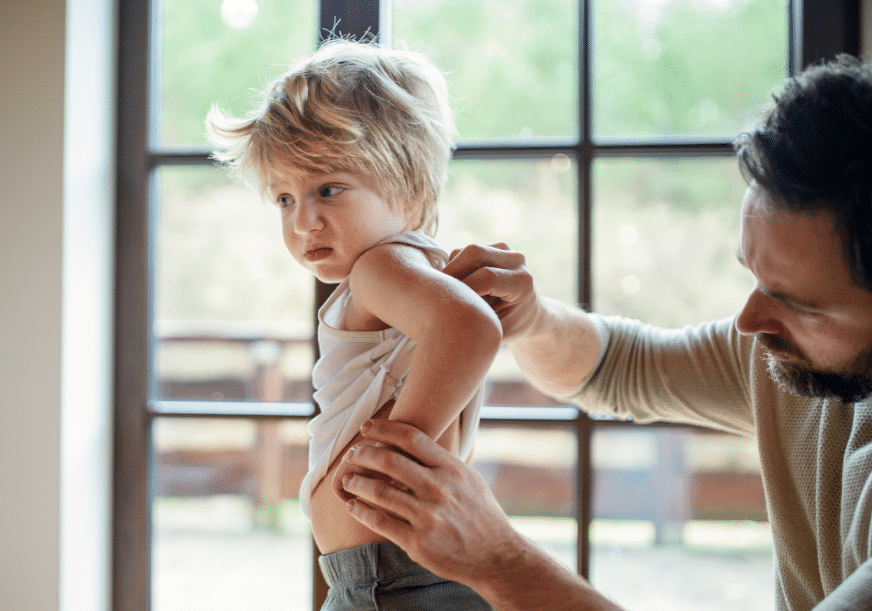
[442,242,519,282]
[345,497,414,542]
[460,265,530,303]
[342,468,424,526]
[357,419,456,469]
[342,439,433,496]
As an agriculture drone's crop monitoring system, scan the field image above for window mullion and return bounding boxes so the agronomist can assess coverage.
[575,0,594,581]
[114,0,155,609]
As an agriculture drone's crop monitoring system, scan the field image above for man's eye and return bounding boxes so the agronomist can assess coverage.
[320,185,344,197]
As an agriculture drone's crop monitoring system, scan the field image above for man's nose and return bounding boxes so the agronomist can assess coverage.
[735,288,781,336]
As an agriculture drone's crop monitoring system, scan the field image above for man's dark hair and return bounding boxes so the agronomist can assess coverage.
[736,54,872,290]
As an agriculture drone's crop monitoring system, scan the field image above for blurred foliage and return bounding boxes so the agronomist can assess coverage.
[593,158,755,328]
[158,0,785,144]
[594,0,787,137]
[393,0,578,139]
[159,0,317,147]
[439,158,579,306]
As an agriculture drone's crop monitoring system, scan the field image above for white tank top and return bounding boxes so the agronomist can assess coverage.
[299,232,484,517]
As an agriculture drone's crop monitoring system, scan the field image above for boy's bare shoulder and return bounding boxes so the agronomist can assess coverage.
[345,241,453,335]
[351,241,444,286]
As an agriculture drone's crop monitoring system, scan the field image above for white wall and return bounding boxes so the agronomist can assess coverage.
[61,0,116,609]
[0,1,114,610]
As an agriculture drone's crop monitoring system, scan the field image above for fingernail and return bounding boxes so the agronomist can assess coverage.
[346,500,356,511]
[346,446,357,459]
[360,420,373,434]
[342,475,352,487]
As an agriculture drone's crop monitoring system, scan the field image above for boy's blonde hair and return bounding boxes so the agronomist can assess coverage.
[206,39,455,236]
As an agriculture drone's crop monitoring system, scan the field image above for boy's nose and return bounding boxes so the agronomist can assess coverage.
[294,201,323,233]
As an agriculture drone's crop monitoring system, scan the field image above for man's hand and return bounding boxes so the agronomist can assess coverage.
[340,419,626,611]
[330,449,394,503]
[339,419,527,586]
[442,243,541,343]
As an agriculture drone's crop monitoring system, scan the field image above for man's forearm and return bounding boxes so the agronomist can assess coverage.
[468,536,625,611]
[509,297,601,397]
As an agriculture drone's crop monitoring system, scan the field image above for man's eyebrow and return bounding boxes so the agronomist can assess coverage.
[734,247,820,311]
[764,288,821,311]
[757,281,822,311]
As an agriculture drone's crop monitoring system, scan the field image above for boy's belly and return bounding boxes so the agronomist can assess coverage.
[309,400,461,555]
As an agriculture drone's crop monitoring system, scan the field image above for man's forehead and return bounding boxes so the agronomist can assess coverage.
[740,183,839,236]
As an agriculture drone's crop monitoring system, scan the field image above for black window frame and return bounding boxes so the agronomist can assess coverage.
[113,1,860,609]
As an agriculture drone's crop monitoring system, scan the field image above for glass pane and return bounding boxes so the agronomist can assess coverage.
[154,166,315,403]
[152,417,312,610]
[590,425,773,610]
[393,0,579,141]
[593,0,787,138]
[474,422,578,571]
[592,157,755,327]
[158,0,318,148]
[440,157,578,406]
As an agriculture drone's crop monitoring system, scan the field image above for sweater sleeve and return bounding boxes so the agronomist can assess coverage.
[812,560,872,610]
[559,314,757,436]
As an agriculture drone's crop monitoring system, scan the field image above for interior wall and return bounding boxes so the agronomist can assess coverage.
[0,1,114,610]
[0,1,66,609]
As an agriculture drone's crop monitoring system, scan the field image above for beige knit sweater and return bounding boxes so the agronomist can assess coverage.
[562,314,872,611]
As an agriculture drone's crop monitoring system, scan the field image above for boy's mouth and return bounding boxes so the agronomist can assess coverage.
[304,247,333,262]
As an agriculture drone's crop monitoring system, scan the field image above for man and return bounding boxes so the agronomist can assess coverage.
[337,55,872,610]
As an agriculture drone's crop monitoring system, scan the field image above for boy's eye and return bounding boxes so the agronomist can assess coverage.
[320,185,344,197]
[277,196,293,208]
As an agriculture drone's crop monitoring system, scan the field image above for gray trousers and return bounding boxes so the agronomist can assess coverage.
[318,541,494,610]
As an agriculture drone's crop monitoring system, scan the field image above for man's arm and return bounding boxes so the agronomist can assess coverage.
[443,243,601,396]
[341,420,626,611]
[508,295,601,396]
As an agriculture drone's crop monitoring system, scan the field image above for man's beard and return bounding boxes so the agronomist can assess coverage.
[760,334,872,403]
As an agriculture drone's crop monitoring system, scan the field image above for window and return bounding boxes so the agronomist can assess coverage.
[114,1,858,609]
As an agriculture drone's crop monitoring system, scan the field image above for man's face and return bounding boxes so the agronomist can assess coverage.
[735,184,872,403]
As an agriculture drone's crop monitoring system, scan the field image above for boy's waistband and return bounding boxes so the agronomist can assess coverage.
[317,541,431,588]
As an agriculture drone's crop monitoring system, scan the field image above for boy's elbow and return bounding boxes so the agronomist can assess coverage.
[484,308,503,350]
[460,302,502,357]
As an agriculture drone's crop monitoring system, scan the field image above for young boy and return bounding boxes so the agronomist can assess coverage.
[206,39,500,609]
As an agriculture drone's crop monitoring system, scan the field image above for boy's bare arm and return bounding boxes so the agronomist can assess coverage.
[347,243,502,440]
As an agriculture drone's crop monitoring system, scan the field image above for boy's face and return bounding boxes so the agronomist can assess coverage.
[267,165,413,283]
